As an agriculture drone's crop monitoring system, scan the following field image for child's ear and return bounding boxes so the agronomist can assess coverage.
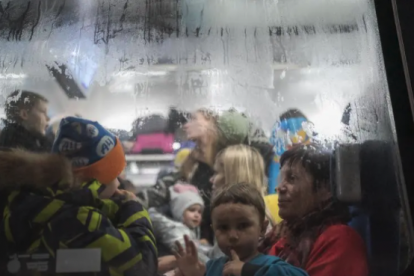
[261,219,269,236]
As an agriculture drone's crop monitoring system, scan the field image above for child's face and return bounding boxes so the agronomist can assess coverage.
[212,203,266,262]
[183,204,203,229]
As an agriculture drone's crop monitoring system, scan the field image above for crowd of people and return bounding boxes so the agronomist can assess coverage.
[0,90,369,276]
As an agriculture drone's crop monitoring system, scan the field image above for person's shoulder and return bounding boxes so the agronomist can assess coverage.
[207,256,228,266]
[314,224,367,253]
[206,257,228,274]
[306,224,369,275]
[250,254,281,266]
[320,224,364,242]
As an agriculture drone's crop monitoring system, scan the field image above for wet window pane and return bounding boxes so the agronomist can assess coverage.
[0,0,412,275]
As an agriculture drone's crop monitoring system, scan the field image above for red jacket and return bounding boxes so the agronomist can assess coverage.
[269,224,369,276]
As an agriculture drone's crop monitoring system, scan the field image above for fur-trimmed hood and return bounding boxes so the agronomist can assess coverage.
[0,149,77,191]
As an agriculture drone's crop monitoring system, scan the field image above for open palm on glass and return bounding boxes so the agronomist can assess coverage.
[173,235,206,276]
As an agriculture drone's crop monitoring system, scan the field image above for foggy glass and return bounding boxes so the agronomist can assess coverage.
[0,0,412,274]
[0,0,389,137]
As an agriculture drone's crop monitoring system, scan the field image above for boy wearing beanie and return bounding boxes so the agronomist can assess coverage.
[52,116,127,198]
[0,117,158,275]
[149,184,211,273]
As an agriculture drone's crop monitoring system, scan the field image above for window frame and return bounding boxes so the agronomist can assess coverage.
[374,0,414,274]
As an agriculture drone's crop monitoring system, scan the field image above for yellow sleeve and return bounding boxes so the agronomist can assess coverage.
[264,194,283,224]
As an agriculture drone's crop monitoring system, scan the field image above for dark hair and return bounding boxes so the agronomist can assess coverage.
[249,141,274,177]
[211,183,266,222]
[280,109,308,121]
[5,90,48,122]
[275,145,350,269]
[280,144,331,192]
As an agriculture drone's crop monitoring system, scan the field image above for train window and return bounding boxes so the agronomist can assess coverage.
[0,0,412,275]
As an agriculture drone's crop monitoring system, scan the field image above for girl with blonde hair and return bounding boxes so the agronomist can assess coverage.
[211,144,281,225]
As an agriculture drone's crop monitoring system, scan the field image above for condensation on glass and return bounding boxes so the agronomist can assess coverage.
[0,0,412,273]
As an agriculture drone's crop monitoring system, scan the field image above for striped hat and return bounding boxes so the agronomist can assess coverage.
[52,117,126,184]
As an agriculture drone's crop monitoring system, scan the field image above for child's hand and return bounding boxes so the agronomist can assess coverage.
[114,189,137,201]
[223,250,244,276]
[199,239,210,246]
[164,269,176,276]
[158,255,177,273]
[173,235,206,276]
[173,268,183,276]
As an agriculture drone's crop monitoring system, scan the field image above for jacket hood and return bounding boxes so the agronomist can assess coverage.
[0,149,77,191]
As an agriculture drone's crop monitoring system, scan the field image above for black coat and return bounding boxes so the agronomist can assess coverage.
[0,121,51,152]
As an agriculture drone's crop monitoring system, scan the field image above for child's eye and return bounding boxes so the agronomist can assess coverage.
[217,225,228,231]
[237,222,251,230]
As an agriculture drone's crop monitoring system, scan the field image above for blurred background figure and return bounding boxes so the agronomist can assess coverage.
[0,90,50,152]
[268,109,315,194]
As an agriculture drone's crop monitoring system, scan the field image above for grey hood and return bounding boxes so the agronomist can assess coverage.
[148,207,212,264]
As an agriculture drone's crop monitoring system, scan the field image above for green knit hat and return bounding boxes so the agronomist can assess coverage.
[216,111,250,145]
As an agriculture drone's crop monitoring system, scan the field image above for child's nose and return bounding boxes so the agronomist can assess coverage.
[228,229,239,241]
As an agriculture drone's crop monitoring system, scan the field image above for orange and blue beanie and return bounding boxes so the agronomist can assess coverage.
[52,117,126,184]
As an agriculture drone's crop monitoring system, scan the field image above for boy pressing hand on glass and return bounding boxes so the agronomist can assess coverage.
[173,183,309,276]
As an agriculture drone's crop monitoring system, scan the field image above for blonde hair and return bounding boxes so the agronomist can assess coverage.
[216,144,267,196]
[214,144,274,225]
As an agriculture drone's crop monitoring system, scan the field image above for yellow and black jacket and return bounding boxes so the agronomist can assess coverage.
[0,149,158,275]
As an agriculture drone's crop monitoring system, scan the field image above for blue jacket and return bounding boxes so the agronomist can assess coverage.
[205,254,308,276]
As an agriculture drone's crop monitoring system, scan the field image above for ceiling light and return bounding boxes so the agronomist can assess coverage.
[0,73,27,79]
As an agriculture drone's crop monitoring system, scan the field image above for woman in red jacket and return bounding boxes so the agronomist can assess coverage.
[260,144,369,276]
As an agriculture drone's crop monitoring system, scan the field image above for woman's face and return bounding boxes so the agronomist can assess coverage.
[277,161,331,221]
[210,160,225,191]
[184,111,215,143]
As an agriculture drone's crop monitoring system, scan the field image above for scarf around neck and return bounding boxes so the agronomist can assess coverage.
[259,199,351,268]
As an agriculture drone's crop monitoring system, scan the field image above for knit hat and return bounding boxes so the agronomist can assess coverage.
[169,185,205,222]
[52,117,126,184]
[217,110,274,176]
[173,181,200,194]
[216,111,250,145]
